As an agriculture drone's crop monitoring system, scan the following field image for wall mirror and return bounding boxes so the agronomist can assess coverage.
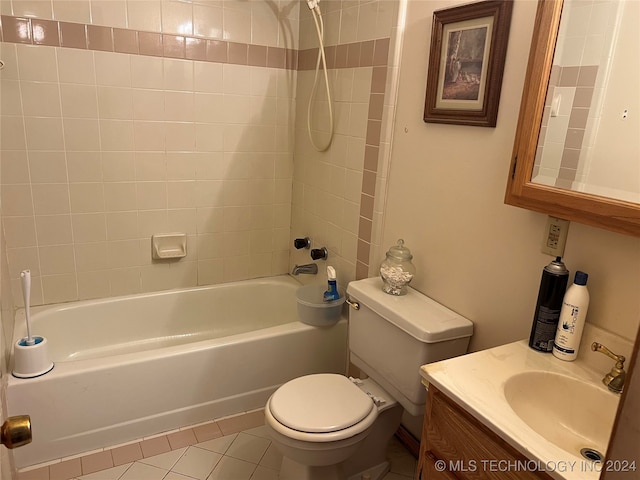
[504,0,640,237]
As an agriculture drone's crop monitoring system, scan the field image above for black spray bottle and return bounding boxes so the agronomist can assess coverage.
[529,257,569,352]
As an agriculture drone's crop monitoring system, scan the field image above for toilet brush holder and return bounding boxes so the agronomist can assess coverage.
[12,336,54,379]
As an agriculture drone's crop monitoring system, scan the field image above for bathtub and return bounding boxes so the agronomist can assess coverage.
[7,275,348,468]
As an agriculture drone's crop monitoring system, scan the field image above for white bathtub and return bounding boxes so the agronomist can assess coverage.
[7,275,348,468]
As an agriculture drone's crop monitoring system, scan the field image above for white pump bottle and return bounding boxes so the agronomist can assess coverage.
[552,271,589,361]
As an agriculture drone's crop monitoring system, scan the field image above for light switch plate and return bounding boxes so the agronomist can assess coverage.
[541,216,570,257]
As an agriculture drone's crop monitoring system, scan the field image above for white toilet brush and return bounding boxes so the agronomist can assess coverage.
[12,270,54,378]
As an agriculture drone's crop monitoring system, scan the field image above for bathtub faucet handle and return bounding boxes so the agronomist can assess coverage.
[294,237,311,249]
[310,247,328,261]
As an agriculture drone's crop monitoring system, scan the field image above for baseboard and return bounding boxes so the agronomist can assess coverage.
[395,425,420,458]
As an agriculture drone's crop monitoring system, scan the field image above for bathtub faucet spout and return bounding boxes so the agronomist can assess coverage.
[291,263,318,275]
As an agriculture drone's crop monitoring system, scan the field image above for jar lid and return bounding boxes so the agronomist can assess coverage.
[386,239,413,261]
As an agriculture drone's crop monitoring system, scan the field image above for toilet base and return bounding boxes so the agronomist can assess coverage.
[276,402,403,480]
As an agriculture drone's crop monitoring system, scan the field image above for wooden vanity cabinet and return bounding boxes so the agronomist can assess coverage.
[417,385,553,480]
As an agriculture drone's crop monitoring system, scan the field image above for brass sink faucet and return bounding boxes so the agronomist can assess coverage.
[591,342,626,394]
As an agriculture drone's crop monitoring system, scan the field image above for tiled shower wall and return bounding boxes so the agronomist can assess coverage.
[533,0,619,189]
[0,0,403,306]
[290,0,401,286]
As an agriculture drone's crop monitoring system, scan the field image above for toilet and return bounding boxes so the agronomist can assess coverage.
[264,277,473,480]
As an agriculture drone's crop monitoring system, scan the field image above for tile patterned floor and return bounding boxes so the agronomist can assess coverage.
[16,410,417,480]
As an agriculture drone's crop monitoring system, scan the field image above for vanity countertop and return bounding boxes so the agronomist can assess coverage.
[420,339,623,480]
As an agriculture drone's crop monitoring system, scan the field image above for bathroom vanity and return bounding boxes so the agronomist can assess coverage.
[417,385,552,480]
[417,329,631,480]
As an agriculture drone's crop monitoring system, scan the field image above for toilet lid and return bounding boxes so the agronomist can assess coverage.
[269,374,374,433]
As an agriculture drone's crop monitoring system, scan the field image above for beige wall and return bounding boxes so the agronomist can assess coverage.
[383,0,640,352]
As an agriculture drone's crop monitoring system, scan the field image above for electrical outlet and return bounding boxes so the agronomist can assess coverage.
[541,216,570,257]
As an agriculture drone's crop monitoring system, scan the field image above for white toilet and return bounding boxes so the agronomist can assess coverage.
[264,277,473,480]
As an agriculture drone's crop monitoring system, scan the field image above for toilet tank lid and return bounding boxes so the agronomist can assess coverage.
[346,277,473,343]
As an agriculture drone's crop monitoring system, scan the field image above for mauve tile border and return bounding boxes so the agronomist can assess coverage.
[0,14,389,72]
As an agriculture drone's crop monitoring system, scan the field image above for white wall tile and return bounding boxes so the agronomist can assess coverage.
[24,117,65,150]
[133,121,165,151]
[61,84,99,118]
[1,80,23,116]
[35,214,73,245]
[91,0,128,27]
[28,152,67,183]
[56,49,95,85]
[223,6,251,43]
[161,0,194,35]
[100,120,135,151]
[164,58,194,92]
[127,0,162,32]
[164,91,194,121]
[1,185,34,216]
[95,52,132,88]
[1,151,30,184]
[72,213,108,242]
[131,56,164,90]
[53,0,92,23]
[98,86,134,120]
[31,184,71,215]
[20,82,61,117]
[194,3,224,39]
[0,116,27,150]
[64,118,101,151]
[194,63,223,93]
[13,0,53,18]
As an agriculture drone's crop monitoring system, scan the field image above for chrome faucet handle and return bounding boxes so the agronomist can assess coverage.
[591,342,626,393]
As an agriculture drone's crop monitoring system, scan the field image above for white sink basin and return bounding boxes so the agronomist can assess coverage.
[503,371,619,457]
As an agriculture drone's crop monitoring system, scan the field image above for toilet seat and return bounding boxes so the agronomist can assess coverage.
[266,374,379,442]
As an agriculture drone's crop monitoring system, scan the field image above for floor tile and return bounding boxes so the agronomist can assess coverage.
[207,456,256,480]
[171,446,223,480]
[249,465,279,480]
[138,448,186,470]
[81,452,114,476]
[257,444,282,470]
[241,425,270,440]
[17,467,50,480]
[163,473,194,480]
[225,433,270,464]
[216,416,247,436]
[251,465,278,480]
[26,410,416,480]
[50,458,81,480]
[196,433,237,455]
[77,463,131,480]
[387,437,417,477]
[167,429,198,450]
[118,462,167,480]
[193,423,223,443]
[139,436,171,458]
[111,443,143,467]
[388,452,417,477]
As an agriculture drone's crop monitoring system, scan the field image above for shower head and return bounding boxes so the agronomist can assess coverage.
[306,0,320,10]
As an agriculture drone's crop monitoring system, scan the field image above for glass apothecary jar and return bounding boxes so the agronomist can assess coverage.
[379,239,416,295]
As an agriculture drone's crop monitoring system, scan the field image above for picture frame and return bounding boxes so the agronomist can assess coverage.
[423,0,513,127]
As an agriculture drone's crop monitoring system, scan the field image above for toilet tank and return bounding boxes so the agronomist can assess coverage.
[346,277,473,416]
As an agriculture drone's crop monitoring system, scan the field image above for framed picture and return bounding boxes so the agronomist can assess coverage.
[423,0,513,127]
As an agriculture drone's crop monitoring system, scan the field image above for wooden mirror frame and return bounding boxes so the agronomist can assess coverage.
[504,0,640,237]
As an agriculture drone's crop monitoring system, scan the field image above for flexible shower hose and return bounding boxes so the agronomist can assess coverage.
[307,3,334,152]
